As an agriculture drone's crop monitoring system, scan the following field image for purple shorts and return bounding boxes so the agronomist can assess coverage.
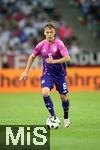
[41,75,68,94]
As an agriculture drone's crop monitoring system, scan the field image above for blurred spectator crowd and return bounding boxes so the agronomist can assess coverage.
[0,0,77,55]
[70,0,100,38]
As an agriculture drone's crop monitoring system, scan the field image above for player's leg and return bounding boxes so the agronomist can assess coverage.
[60,94,70,128]
[55,77,70,127]
[41,75,56,117]
[42,87,56,117]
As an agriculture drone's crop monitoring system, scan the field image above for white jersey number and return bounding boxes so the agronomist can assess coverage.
[48,53,53,59]
[63,83,67,90]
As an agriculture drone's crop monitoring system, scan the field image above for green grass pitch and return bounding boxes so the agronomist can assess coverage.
[0,92,100,150]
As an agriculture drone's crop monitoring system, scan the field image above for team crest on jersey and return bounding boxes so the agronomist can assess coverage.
[42,48,46,52]
[53,46,57,52]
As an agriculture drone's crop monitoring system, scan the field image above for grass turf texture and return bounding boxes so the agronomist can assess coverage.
[0,92,100,150]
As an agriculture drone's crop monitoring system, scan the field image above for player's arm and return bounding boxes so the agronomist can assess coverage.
[46,55,70,64]
[19,54,35,81]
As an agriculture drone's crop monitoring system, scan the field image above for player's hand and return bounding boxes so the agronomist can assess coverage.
[19,72,28,81]
[46,58,54,64]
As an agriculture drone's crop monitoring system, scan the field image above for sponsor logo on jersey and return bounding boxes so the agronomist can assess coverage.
[62,90,67,93]
[42,80,45,84]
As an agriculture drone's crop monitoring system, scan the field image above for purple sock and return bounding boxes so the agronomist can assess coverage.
[62,99,70,119]
[43,96,56,116]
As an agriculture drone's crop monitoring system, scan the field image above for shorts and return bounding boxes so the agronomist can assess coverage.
[41,74,68,94]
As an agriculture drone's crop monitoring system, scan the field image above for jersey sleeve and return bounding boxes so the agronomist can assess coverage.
[58,40,69,57]
[33,42,42,57]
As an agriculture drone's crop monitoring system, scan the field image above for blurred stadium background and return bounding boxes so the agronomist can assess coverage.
[0,0,100,150]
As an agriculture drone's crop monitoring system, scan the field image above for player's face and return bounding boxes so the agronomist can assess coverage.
[44,27,56,42]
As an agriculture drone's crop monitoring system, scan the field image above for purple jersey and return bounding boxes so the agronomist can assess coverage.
[33,39,69,77]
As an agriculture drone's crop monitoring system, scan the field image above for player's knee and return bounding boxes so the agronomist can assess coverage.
[60,94,68,101]
[43,92,50,97]
[42,88,50,97]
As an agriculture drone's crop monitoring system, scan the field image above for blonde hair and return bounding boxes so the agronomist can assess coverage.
[44,23,56,30]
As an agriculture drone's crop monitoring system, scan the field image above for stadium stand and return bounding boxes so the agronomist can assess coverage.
[0,0,76,53]
[0,0,99,68]
[54,0,100,52]
[71,0,100,38]
[0,0,77,68]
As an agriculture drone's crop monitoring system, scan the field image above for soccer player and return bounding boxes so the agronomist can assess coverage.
[19,23,71,127]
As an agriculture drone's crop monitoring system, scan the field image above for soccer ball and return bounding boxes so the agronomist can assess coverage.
[46,116,61,129]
